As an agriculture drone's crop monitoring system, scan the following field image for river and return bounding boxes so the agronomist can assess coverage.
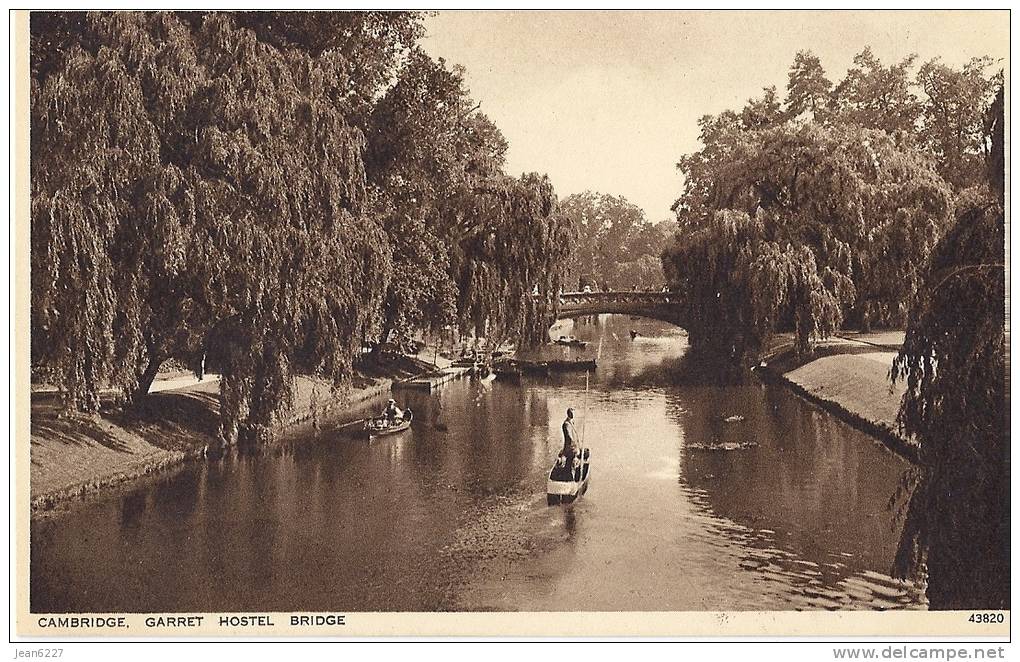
[30,314,924,612]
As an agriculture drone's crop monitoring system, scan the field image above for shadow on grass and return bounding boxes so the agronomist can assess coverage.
[32,388,222,455]
[767,341,901,375]
[32,358,427,456]
[31,393,130,452]
[109,390,220,452]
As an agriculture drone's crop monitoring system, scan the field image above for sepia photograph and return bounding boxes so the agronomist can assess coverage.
[11,7,1010,642]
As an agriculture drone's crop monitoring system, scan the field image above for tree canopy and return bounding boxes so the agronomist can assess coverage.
[559,192,673,292]
[31,11,570,443]
[663,47,998,366]
[785,50,831,121]
[363,47,572,348]
[365,48,506,343]
[916,57,1002,189]
[665,118,951,364]
[829,48,920,135]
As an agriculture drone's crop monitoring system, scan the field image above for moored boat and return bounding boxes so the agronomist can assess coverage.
[508,358,596,374]
[364,409,413,437]
[555,335,589,349]
[493,356,595,379]
[494,364,523,381]
[547,448,591,505]
[501,359,595,375]
[547,358,596,371]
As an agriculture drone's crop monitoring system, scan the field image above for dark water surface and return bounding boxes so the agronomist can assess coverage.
[31,315,924,612]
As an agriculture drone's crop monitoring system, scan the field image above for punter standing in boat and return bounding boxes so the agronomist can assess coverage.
[561,408,581,477]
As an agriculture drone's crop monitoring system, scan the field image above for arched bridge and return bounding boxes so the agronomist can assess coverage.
[552,291,687,327]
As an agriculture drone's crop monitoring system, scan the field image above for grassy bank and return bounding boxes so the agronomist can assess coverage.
[761,331,920,463]
[30,352,440,512]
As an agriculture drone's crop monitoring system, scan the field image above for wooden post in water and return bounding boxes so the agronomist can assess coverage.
[581,370,589,445]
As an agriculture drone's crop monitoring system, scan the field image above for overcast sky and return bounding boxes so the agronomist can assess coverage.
[421,10,1008,222]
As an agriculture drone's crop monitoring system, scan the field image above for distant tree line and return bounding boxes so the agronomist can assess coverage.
[559,192,676,292]
[663,48,1006,609]
[30,11,572,444]
[554,192,673,293]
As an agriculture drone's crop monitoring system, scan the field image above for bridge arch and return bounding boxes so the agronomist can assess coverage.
[549,291,688,329]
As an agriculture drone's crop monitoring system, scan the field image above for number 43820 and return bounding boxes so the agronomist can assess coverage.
[968,613,1005,623]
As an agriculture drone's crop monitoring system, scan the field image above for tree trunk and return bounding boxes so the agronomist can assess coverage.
[860,305,873,333]
[379,315,396,348]
[133,353,163,402]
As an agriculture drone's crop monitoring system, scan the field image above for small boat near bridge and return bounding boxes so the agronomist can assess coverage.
[555,335,589,349]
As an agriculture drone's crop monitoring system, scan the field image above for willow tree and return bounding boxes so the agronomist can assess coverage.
[458,173,573,347]
[31,12,397,444]
[364,49,497,343]
[177,14,392,443]
[891,87,1007,609]
[232,11,422,92]
[31,13,188,411]
[664,115,952,365]
[365,49,569,348]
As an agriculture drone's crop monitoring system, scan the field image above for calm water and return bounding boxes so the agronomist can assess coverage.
[31,315,924,612]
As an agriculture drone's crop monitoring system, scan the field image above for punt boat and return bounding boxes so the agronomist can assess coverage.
[547,448,591,505]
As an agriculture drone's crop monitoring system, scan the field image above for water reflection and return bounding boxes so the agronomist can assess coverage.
[31,314,922,612]
[562,507,577,537]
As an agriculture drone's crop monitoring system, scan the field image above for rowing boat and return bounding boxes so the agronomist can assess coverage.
[547,448,591,505]
[364,409,413,437]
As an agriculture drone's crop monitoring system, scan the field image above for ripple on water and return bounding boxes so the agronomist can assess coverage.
[668,487,925,610]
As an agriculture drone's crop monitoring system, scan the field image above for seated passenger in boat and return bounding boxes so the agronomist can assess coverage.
[382,399,403,422]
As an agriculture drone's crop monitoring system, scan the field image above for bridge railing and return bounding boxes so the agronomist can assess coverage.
[555,291,678,307]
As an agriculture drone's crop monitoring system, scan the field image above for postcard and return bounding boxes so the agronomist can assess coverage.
[12,8,1011,640]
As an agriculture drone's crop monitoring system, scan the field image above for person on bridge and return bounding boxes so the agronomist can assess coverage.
[559,407,582,480]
